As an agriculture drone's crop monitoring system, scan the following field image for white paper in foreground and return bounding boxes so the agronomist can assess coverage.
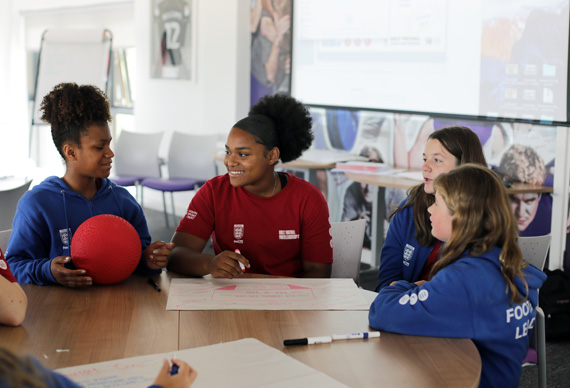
[56,338,347,388]
[167,278,370,310]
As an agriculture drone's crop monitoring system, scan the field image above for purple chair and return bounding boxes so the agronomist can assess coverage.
[141,132,219,228]
[109,130,164,204]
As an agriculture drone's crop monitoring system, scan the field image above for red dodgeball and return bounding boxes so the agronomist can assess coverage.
[71,214,141,285]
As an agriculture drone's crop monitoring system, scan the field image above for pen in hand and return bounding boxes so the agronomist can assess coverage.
[234,249,246,272]
[148,277,161,292]
[170,354,179,375]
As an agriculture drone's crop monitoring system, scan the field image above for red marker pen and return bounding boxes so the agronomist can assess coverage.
[234,249,245,272]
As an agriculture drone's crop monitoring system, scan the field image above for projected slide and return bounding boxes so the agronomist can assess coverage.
[292,0,570,123]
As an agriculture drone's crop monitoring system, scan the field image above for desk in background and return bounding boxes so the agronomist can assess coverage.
[214,149,366,188]
[0,272,481,388]
[343,169,554,269]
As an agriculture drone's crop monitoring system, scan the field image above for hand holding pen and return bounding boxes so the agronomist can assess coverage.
[207,249,249,279]
[152,358,198,388]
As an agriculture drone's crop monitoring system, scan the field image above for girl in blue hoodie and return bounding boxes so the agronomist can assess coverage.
[369,164,546,388]
[375,126,488,291]
[6,83,173,287]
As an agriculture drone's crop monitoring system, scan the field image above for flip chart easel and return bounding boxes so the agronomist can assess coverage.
[30,29,112,159]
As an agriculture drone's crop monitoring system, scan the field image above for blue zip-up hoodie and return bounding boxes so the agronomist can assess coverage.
[376,199,439,291]
[6,176,159,285]
[369,247,547,388]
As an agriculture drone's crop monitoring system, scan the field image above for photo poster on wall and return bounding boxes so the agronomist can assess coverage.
[309,106,567,267]
[250,0,293,106]
[151,0,196,80]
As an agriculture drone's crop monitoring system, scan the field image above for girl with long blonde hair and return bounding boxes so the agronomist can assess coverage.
[369,164,546,388]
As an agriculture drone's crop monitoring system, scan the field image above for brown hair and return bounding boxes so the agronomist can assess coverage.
[430,164,528,305]
[391,126,487,246]
[0,348,48,388]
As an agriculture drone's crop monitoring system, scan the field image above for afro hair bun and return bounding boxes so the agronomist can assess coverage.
[249,94,313,163]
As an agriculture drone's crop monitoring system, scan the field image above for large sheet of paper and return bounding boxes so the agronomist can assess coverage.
[167,278,370,310]
[56,338,347,388]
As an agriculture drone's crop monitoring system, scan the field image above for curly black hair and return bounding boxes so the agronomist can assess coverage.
[235,93,314,163]
[40,83,111,159]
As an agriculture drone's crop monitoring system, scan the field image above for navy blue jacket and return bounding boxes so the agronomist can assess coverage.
[6,176,158,285]
[376,200,438,291]
[370,247,547,388]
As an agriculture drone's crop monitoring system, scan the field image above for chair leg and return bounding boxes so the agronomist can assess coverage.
[536,307,547,388]
[135,183,141,203]
[170,192,176,228]
[161,192,169,228]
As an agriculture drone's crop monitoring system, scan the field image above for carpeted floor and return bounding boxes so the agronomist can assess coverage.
[144,207,570,388]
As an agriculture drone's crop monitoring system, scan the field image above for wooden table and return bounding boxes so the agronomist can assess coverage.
[0,272,481,388]
[344,170,554,268]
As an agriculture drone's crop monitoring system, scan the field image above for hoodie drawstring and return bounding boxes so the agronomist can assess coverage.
[59,190,72,256]
[108,186,124,218]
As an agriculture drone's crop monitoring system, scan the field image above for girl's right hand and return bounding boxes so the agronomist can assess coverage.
[152,359,198,388]
[208,250,249,278]
[50,256,92,288]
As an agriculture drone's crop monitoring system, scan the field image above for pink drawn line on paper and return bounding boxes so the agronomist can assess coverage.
[287,284,310,290]
[216,285,237,291]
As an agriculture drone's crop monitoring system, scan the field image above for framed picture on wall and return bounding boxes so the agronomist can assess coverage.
[151,0,197,81]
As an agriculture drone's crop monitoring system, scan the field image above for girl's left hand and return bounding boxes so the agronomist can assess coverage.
[145,241,175,270]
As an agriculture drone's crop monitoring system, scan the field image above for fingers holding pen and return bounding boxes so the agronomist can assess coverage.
[208,250,249,278]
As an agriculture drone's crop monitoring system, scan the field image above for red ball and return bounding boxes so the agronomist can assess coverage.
[71,214,141,285]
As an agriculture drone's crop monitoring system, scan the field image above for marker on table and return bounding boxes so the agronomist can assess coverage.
[234,249,245,272]
[148,277,161,292]
[284,336,332,346]
[332,332,381,341]
[283,332,380,346]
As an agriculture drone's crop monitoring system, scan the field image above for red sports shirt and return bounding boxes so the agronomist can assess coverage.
[0,248,17,283]
[177,173,333,277]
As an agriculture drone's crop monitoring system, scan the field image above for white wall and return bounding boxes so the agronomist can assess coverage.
[135,0,250,138]
[134,0,250,214]
[1,0,250,213]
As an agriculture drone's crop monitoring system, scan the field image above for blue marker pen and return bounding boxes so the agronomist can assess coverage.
[170,355,179,375]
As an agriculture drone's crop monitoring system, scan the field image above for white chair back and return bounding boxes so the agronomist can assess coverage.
[518,234,551,270]
[168,132,219,180]
[330,219,366,286]
[0,181,31,231]
[112,130,164,178]
[0,229,11,254]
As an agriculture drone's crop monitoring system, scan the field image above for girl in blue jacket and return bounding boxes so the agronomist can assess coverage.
[6,83,173,287]
[375,126,487,291]
[369,164,546,388]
